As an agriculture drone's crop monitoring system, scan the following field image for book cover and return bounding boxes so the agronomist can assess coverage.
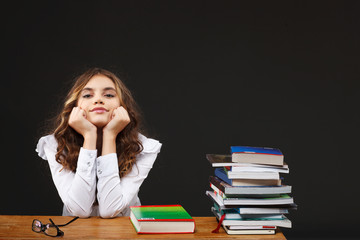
[212,207,292,228]
[228,225,277,230]
[210,180,283,199]
[224,167,280,180]
[214,168,282,187]
[236,207,290,215]
[230,166,289,174]
[206,190,294,206]
[230,146,284,166]
[206,154,288,168]
[221,193,294,206]
[212,205,285,220]
[230,146,283,155]
[223,226,276,235]
[210,194,295,214]
[130,205,195,234]
[209,176,290,195]
[206,154,232,166]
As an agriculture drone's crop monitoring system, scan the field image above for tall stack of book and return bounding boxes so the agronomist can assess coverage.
[206,146,296,235]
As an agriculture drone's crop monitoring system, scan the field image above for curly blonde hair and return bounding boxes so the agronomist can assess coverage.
[52,68,143,177]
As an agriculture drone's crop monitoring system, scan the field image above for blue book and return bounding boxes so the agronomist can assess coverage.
[230,146,284,166]
[230,146,283,155]
[214,168,233,185]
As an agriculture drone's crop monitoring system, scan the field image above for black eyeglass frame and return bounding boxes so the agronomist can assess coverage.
[32,217,79,237]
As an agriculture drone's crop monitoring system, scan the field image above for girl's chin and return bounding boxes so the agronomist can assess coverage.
[93,122,108,128]
[88,118,109,128]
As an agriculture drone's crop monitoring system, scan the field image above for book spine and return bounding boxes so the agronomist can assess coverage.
[209,176,226,193]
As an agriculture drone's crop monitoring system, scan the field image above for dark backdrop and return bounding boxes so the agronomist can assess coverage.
[2,1,360,239]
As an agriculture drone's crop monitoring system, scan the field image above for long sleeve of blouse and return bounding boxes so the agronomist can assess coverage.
[36,134,161,218]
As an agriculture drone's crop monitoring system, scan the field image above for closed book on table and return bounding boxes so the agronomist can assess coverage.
[130,205,195,234]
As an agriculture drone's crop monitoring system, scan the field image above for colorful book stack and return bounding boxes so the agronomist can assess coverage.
[205,146,296,235]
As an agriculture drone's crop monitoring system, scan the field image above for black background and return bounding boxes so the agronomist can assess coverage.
[2,1,360,239]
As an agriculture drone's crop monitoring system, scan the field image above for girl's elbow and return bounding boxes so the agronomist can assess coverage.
[65,209,91,218]
[75,210,92,218]
[98,194,130,218]
[64,202,92,218]
[97,209,117,218]
[99,202,127,218]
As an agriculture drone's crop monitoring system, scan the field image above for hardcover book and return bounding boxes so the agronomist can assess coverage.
[223,226,275,235]
[224,168,280,180]
[210,180,283,199]
[230,166,289,174]
[212,207,292,228]
[206,190,294,206]
[212,205,284,220]
[215,168,282,187]
[206,154,288,168]
[211,196,295,214]
[129,205,195,234]
[230,146,284,166]
[209,176,291,195]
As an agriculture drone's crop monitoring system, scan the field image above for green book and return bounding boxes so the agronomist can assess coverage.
[129,205,195,234]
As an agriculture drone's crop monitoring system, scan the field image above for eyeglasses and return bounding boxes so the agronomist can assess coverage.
[32,217,79,237]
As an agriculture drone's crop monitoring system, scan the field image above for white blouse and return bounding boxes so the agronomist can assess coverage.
[36,133,161,218]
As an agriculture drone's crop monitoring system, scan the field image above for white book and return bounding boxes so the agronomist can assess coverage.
[212,207,292,228]
[230,146,284,166]
[206,154,289,168]
[210,182,284,199]
[221,217,291,228]
[209,176,292,195]
[207,190,226,208]
[223,226,275,235]
[231,166,289,174]
[206,191,294,206]
[238,207,289,214]
[211,207,284,220]
[228,225,277,230]
[227,171,280,180]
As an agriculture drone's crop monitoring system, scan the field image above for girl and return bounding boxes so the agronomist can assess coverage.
[36,68,162,218]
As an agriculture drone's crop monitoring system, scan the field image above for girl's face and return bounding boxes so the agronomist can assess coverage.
[77,74,121,128]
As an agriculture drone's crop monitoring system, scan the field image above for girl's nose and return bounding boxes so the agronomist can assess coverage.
[94,93,105,104]
[94,98,104,104]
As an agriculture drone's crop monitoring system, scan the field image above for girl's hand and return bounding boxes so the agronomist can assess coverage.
[103,106,130,138]
[68,107,97,137]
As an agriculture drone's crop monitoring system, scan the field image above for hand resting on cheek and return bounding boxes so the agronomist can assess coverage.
[103,106,131,138]
[68,107,97,137]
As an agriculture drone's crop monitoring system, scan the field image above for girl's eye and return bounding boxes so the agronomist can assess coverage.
[82,94,92,98]
[105,94,115,98]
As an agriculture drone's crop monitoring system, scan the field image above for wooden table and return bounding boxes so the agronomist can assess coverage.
[0,215,286,239]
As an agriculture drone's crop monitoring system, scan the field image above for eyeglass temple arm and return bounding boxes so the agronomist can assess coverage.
[48,218,64,237]
[56,216,79,227]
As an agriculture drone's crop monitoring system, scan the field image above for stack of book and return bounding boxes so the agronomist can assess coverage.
[206,146,296,235]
